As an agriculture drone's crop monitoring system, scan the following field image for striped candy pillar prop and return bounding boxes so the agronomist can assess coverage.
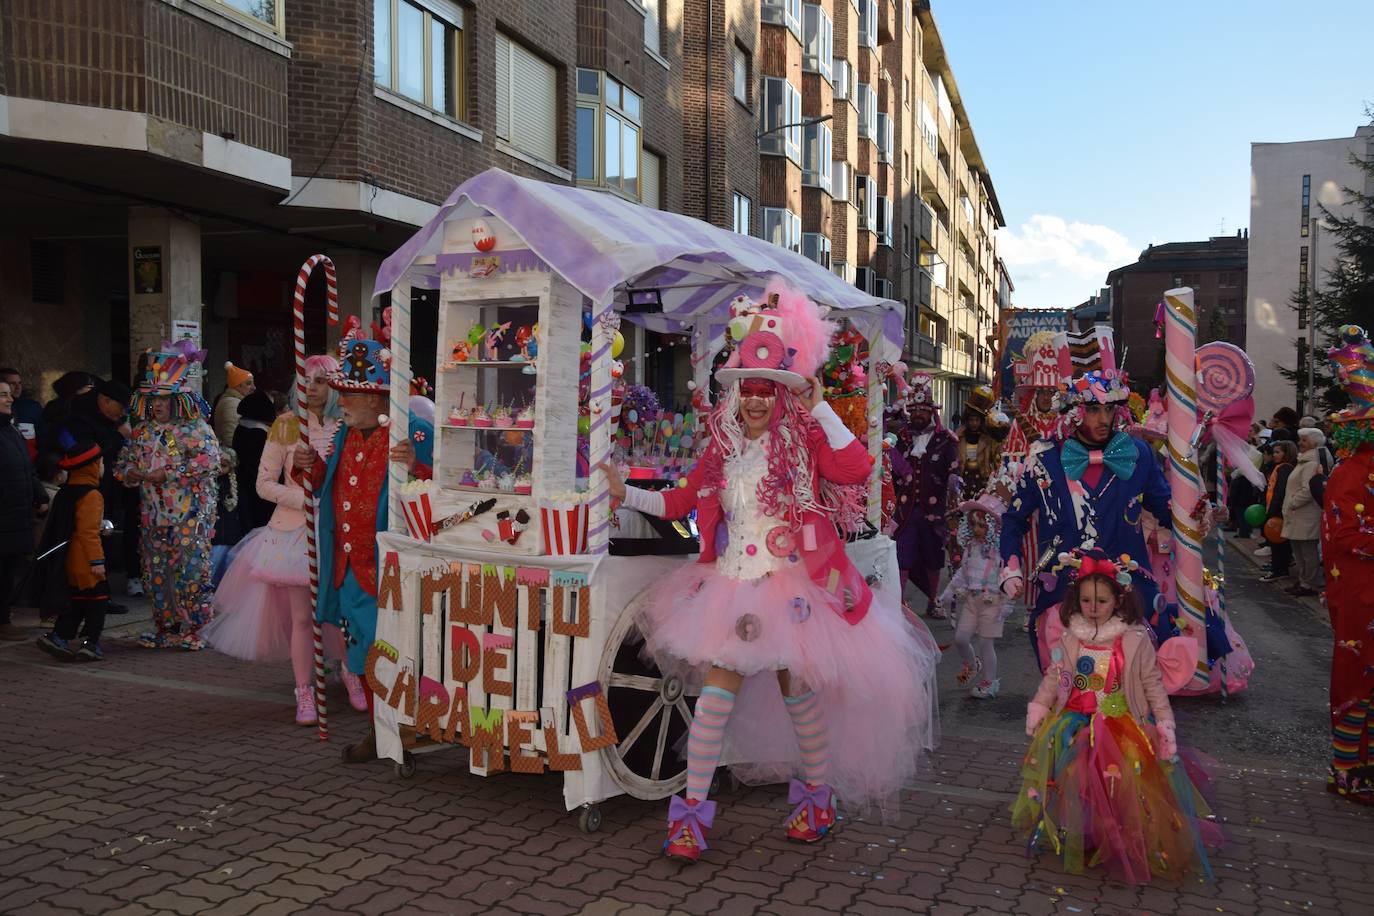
[1216,459,1229,697]
[1163,287,1210,691]
[866,326,897,529]
[386,280,412,536]
[586,300,617,553]
[293,254,338,740]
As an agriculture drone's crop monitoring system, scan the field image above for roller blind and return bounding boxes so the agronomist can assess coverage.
[641,149,661,208]
[495,33,557,164]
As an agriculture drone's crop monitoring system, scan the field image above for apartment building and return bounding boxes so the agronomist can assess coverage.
[1248,125,1374,415]
[1,0,1005,416]
[1104,235,1248,396]
[0,0,682,396]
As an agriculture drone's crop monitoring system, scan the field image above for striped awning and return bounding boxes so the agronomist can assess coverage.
[374,168,902,344]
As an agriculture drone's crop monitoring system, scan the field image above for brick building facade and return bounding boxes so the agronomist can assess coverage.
[1105,234,1249,396]
[0,0,1006,419]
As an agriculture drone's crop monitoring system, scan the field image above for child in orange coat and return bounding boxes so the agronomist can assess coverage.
[35,438,110,662]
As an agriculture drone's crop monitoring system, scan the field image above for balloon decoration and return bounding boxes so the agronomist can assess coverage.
[1263,516,1286,544]
[1243,503,1267,528]
[611,330,625,359]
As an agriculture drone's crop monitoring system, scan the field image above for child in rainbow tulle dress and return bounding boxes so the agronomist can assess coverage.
[1013,548,1221,885]
[938,493,1009,699]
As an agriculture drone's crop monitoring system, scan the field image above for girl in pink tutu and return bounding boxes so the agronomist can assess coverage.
[205,355,366,724]
[602,279,939,863]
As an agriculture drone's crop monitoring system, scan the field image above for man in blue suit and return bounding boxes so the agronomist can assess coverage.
[1000,384,1176,673]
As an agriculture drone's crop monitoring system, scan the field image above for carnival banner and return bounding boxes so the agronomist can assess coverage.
[997,309,1069,400]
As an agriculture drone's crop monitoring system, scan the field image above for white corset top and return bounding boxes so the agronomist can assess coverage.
[717,435,787,582]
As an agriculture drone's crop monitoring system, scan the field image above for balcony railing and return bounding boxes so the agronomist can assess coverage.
[908,331,940,368]
[918,201,935,247]
[943,347,974,379]
[918,269,932,308]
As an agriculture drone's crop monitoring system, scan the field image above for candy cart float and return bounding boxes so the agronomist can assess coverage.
[367,169,905,830]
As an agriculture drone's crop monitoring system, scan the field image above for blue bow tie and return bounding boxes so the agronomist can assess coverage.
[1062,433,1137,481]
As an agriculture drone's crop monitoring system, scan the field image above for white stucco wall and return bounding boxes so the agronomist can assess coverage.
[1248,126,1373,415]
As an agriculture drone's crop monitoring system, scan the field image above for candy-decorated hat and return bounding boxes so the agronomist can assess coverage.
[963,385,995,419]
[1053,546,1140,590]
[331,315,391,393]
[1054,326,1131,408]
[1014,330,1061,395]
[1328,324,1374,452]
[131,339,210,421]
[715,277,837,391]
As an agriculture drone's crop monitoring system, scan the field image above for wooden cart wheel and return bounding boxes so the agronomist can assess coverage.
[598,597,699,800]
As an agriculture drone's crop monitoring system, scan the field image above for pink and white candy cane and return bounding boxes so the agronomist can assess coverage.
[1163,287,1210,693]
[294,254,339,739]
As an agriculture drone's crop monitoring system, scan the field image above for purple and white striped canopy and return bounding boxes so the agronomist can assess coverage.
[374,168,903,344]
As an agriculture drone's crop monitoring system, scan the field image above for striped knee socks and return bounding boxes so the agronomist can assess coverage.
[785,690,829,785]
[686,686,736,802]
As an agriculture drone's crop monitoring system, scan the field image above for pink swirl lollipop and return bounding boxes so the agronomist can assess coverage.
[1196,342,1254,414]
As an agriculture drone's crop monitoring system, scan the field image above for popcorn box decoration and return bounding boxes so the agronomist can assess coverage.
[540,496,590,556]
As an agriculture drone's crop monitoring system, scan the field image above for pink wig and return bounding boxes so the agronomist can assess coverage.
[765,277,837,379]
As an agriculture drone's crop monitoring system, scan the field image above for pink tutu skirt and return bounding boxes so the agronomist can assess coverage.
[205,526,309,662]
[633,560,940,818]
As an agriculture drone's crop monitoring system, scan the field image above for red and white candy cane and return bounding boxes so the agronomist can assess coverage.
[294,254,339,740]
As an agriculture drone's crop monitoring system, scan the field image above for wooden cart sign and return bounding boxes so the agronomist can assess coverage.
[365,549,617,774]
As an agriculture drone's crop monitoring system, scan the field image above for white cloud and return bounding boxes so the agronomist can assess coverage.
[996,215,1139,309]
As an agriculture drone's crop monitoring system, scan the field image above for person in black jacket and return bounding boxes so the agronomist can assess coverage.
[230,390,277,532]
[0,380,49,639]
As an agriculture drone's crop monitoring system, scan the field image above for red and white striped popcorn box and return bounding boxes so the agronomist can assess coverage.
[609,390,624,437]
[540,501,590,555]
[402,492,436,542]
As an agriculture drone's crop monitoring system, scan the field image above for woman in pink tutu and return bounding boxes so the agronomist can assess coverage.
[602,279,939,863]
[205,355,366,724]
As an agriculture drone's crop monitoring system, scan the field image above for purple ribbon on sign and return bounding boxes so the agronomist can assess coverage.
[667,795,717,849]
[787,779,832,830]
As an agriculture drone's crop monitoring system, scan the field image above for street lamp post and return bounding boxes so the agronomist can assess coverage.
[1306,219,1320,417]
[755,113,834,141]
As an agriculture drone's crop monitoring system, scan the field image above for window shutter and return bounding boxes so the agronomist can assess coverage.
[495,34,511,142]
[642,150,661,208]
[508,40,558,164]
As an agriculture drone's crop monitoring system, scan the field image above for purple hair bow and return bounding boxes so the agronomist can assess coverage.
[161,337,208,364]
[667,795,716,849]
[788,778,833,830]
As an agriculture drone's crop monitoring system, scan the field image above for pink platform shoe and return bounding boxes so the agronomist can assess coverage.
[294,686,318,726]
[341,670,368,711]
[663,795,715,864]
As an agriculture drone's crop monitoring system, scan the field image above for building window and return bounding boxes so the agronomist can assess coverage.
[856,173,876,231]
[803,233,832,269]
[763,208,802,253]
[876,112,893,164]
[802,5,833,81]
[1301,173,1311,237]
[762,0,803,39]
[855,266,875,295]
[733,193,752,235]
[496,33,557,164]
[375,0,465,120]
[642,1,661,54]
[576,69,643,198]
[733,45,750,105]
[833,160,852,202]
[920,101,938,155]
[642,149,662,209]
[857,0,877,49]
[216,0,283,32]
[876,195,893,246]
[832,260,851,283]
[1219,271,1238,288]
[802,123,833,193]
[759,77,802,164]
[903,223,912,259]
[1298,244,1309,294]
[856,83,876,140]
[832,58,852,101]
[903,76,910,108]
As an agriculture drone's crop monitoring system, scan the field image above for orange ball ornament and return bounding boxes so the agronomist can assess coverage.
[1263,516,1287,544]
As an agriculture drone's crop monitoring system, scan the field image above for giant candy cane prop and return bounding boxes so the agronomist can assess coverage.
[294,254,339,739]
[1163,288,1210,692]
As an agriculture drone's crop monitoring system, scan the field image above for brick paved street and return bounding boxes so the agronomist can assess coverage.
[2,542,1371,916]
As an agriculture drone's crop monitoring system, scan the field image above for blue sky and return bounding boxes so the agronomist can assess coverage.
[933,0,1373,310]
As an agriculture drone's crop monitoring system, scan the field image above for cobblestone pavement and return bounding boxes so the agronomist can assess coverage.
[1,548,1371,916]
